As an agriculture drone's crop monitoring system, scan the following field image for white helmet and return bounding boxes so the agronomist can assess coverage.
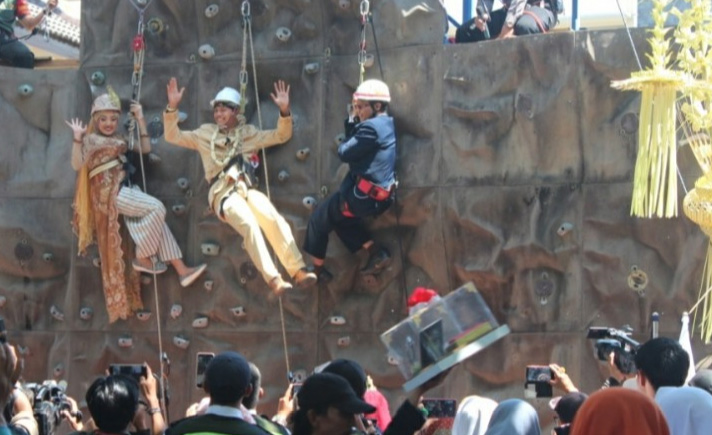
[210,87,241,108]
[353,79,391,103]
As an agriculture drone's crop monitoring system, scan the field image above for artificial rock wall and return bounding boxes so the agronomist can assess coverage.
[0,0,709,428]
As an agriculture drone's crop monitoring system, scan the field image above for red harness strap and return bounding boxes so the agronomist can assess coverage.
[357,177,393,202]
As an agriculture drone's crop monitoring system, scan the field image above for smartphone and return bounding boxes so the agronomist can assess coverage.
[421,398,457,418]
[196,352,215,389]
[524,365,553,398]
[290,382,303,399]
[109,364,147,381]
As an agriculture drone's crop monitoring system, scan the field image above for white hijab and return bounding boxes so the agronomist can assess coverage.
[655,386,712,435]
[453,395,498,435]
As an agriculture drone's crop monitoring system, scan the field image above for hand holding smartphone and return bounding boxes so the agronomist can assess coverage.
[196,352,215,389]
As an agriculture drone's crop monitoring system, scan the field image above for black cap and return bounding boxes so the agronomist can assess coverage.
[204,351,251,401]
[297,373,376,415]
[322,359,368,398]
[689,369,712,395]
[550,392,588,424]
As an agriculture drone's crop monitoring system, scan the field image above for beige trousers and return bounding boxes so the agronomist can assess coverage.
[218,188,305,283]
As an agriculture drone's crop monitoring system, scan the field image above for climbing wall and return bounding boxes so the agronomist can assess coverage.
[0,0,709,431]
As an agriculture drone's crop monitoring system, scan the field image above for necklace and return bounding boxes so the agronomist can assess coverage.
[210,126,242,167]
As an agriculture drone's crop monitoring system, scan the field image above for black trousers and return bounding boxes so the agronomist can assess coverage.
[303,188,392,260]
[456,5,555,43]
[0,32,34,69]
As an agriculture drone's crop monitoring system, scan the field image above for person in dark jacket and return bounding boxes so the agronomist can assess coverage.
[303,79,396,281]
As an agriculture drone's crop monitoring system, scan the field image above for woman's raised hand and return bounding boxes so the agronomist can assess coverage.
[65,118,86,142]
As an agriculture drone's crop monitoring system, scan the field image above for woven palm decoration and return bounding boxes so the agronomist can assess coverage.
[611,0,691,218]
[675,0,712,342]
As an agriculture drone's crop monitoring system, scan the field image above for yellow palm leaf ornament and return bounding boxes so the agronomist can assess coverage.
[611,0,691,218]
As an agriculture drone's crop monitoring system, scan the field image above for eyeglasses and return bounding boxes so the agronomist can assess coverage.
[353,103,370,111]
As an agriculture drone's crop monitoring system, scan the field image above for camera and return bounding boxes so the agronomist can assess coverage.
[587,326,639,375]
[421,398,457,418]
[195,352,214,389]
[24,380,80,435]
[109,364,147,382]
[524,365,554,398]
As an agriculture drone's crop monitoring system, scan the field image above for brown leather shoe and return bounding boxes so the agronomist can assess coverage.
[293,268,317,288]
[268,275,293,299]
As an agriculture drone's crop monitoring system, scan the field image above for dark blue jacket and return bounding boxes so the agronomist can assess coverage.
[338,115,396,189]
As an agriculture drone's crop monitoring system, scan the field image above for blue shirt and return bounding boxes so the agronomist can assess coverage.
[338,115,396,188]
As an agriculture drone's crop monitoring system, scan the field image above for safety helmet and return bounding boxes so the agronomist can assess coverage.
[210,87,241,109]
[353,79,391,103]
[91,93,121,115]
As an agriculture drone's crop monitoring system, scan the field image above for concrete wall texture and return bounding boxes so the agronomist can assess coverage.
[0,0,709,428]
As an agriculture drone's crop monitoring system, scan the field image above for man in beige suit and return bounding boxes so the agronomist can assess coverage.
[163,78,316,297]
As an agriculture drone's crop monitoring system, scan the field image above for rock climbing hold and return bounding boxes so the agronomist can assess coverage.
[339,0,351,9]
[291,370,307,383]
[320,185,329,197]
[147,18,164,35]
[0,296,6,308]
[628,265,648,296]
[329,315,346,326]
[534,271,555,305]
[557,222,574,237]
[201,243,220,256]
[240,262,258,283]
[90,71,106,86]
[136,310,151,321]
[42,252,53,262]
[334,133,346,146]
[205,4,219,18]
[16,345,29,356]
[118,336,133,348]
[17,84,33,97]
[170,304,183,319]
[363,53,375,68]
[53,363,64,378]
[192,316,209,329]
[50,305,64,322]
[14,241,33,261]
[296,147,310,161]
[178,111,188,123]
[148,118,163,139]
[171,204,186,216]
[304,62,320,74]
[231,306,246,317]
[620,112,639,136]
[387,355,399,366]
[79,307,93,321]
[177,177,190,190]
[148,153,162,164]
[276,27,292,42]
[198,44,215,60]
[278,170,290,182]
[173,335,190,349]
[203,280,214,291]
[92,257,102,268]
[302,196,317,210]
[337,336,351,347]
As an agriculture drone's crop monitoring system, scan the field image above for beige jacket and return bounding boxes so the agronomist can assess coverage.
[163,109,292,209]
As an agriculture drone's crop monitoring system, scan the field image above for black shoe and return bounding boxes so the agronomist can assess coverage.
[360,246,391,275]
[309,265,334,283]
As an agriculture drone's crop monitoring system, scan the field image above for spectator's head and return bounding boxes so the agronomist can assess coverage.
[0,343,18,414]
[655,386,712,434]
[353,79,390,119]
[322,359,367,398]
[210,87,241,129]
[484,399,540,435]
[452,395,497,435]
[291,373,375,435]
[85,375,139,433]
[90,93,121,137]
[634,337,689,398]
[549,392,587,435]
[570,388,669,435]
[241,362,264,411]
[689,369,712,396]
[203,351,251,406]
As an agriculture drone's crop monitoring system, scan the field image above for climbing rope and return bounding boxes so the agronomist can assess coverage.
[126,0,168,418]
[240,0,292,376]
[358,0,370,84]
